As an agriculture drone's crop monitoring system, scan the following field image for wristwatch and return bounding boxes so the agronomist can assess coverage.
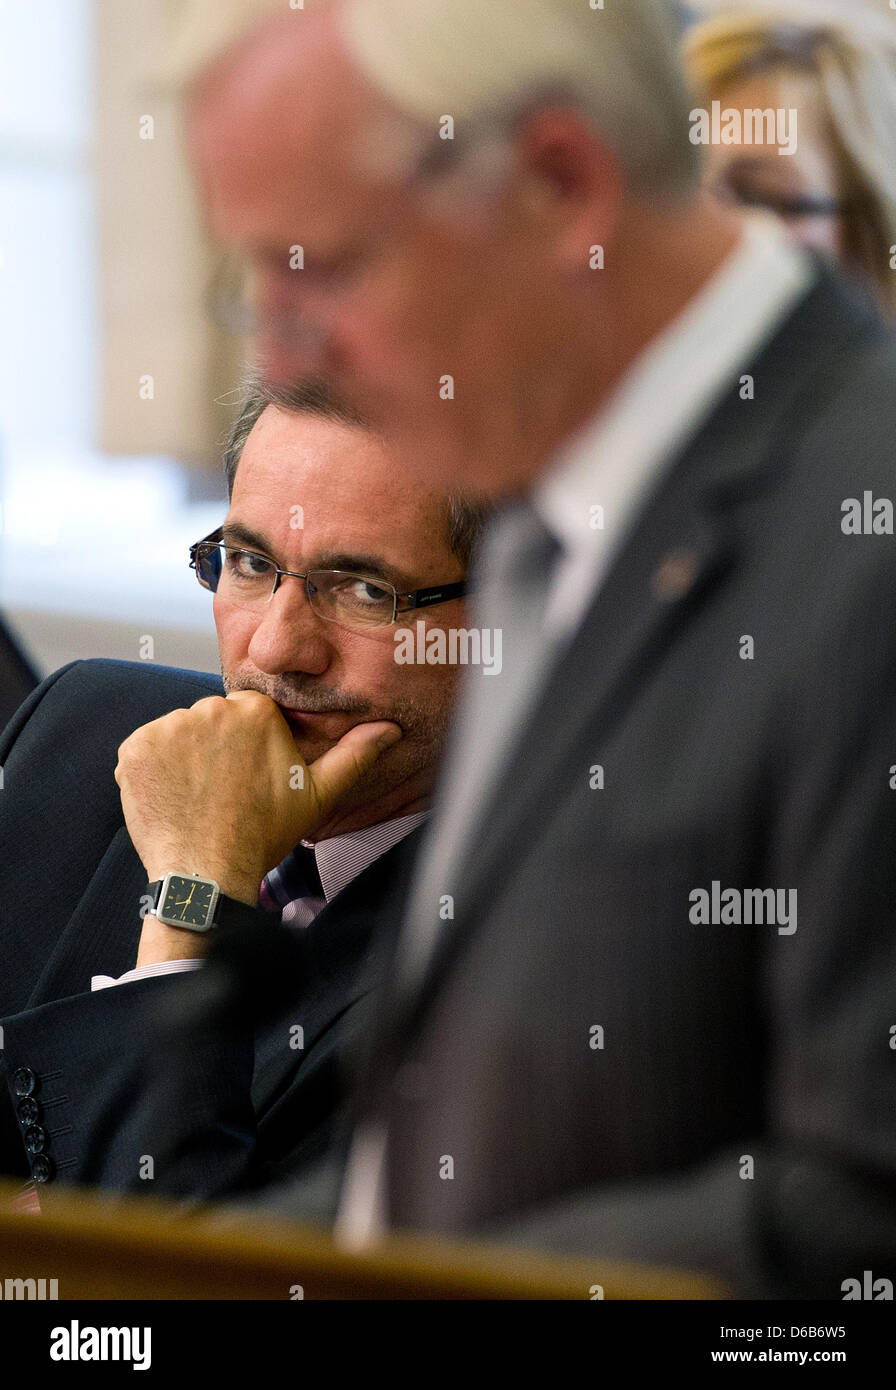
[145,873,260,933]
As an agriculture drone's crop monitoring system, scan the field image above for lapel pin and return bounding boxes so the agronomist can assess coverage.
[652,549,699,602]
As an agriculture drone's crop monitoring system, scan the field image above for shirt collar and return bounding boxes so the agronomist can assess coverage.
[533,212,816,560]
[304,810,429,903]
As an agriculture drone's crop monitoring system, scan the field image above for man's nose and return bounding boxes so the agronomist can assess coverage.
[247,575,332,676]
[255,326,327,388]
[252,270,334,383]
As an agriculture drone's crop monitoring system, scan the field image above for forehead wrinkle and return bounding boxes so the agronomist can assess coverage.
[232,413,460,583]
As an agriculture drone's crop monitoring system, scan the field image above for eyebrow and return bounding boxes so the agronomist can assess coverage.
[314,552,409,588]
[221,521,275,552]
[220,524,411,590]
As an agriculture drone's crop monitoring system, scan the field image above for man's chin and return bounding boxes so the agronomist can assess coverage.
[284,725,337,766]
[278,707,364,746]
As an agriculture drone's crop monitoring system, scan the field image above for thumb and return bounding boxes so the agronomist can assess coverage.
[308,720,403,812]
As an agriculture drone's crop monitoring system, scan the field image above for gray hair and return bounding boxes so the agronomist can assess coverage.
[340,0,702,198]
[222,376,489,570]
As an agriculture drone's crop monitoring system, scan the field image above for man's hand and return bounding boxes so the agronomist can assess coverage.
[115,690,402,910]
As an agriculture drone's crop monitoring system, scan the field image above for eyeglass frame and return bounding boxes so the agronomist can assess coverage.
[713,184,858,220]
[206,109,522,343]
[707,163,862,222]
[189,528,468,628]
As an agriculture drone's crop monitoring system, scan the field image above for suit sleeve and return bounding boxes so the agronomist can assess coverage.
[1,666,253,1196]
[0,662,251,1196]
[1,909,367,1203]
[0,974,258,1197]
[1,659,267,1197]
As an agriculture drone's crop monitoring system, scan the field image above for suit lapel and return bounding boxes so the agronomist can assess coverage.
[383,265,883,1042]
[301,826,426,993]
[466,505,733,893]
[234,827,428,1112]
[385,494,737,1046]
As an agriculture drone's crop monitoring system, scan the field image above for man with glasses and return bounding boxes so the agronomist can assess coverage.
[0,377,483,1201]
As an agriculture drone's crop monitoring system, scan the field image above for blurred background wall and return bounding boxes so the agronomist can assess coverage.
[0,0,236,682]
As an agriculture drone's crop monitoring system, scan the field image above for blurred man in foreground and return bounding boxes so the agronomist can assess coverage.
[0,378,480,1200]
[175,0,896,1296]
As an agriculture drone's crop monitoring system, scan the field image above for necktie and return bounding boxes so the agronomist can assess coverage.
[396,501,564,990]
[336,502,565,1243]
[259,844,325,926]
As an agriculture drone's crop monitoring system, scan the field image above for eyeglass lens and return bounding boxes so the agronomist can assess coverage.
[195,543,397,628]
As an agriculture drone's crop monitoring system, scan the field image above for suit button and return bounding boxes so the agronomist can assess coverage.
[12,1067,37,1097]
[30,1155,54,1184]
[23,1126,48,1155]
[16,1097,41,1126]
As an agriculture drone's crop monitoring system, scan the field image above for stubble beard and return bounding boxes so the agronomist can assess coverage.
[220,665,454,816]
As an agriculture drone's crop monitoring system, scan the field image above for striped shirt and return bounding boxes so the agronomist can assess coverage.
[260,811,429,929]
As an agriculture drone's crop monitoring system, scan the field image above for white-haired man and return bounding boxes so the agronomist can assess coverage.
[144,0,896,1297]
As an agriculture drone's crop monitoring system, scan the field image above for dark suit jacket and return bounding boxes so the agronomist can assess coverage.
[0,659,420,1198]
[345,264,896,1297]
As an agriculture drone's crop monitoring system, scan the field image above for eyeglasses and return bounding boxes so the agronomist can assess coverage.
[710,178,858,221]
[206,119,515,346]
[189,530,467,632]
[207,258,332,349]
[206,193,414,348]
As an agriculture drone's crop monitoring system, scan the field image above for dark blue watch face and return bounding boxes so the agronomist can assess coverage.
[161,875,215,928]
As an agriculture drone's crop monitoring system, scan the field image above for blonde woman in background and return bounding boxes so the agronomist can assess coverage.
[685,2,896,315]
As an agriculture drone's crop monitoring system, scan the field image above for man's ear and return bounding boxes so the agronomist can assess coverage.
[513,108,624,272]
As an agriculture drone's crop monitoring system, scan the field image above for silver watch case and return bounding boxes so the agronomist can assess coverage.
[153,872,221,932]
